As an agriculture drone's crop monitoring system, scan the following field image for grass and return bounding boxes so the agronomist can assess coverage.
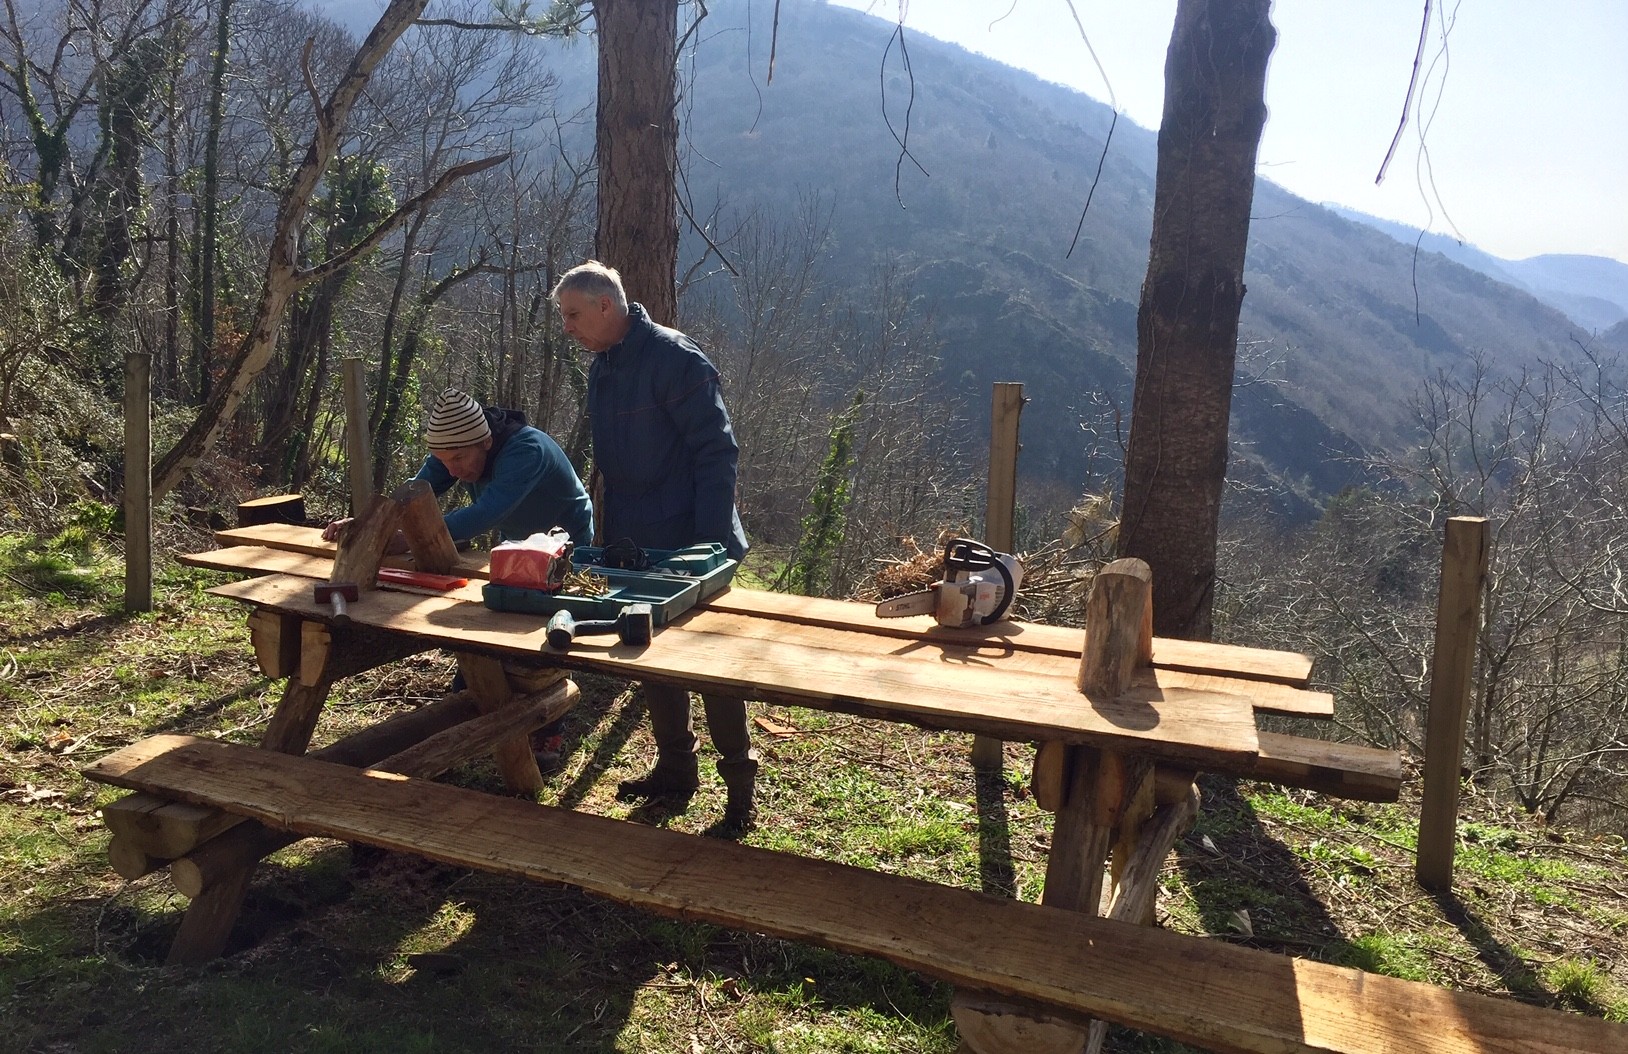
[2,525,1627,1051]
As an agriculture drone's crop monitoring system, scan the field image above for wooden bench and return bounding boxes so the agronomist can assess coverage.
[136,531,1411,1052]
[84,735,1622,1054]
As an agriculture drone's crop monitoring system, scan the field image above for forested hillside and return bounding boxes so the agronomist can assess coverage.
[591,0,1609,517]
[3,0,1627,834]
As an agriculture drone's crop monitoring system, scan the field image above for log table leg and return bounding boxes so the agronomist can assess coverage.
[165,675,337,964]
[165,617,347,965]
[957,560,1155,1054]
[456,653,547,795]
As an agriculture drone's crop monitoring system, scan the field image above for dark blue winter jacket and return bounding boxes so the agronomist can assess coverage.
[414,406,594,546]
[588,303,748,560]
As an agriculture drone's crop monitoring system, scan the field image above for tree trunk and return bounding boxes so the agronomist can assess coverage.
[153,0,430,499]
[1116,0,1275,640]
[193,0,232,403]
[592,0,679,325]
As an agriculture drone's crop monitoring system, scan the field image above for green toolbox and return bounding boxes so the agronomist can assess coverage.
[481,541,736,624]
[481,569,701,626]
[570,542,738,601]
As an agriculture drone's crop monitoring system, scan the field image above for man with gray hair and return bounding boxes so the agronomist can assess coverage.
[551,260,757,836]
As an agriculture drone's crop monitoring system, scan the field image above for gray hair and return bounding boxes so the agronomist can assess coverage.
[551,260,628,313]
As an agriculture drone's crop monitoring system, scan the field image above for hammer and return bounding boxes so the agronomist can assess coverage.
[545,603,654,650]
[314,582,359,626]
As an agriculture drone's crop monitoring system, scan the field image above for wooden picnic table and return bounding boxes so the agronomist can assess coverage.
[81,525,1459,1054]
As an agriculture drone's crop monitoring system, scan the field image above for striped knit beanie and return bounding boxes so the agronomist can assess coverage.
[425,387,491,449]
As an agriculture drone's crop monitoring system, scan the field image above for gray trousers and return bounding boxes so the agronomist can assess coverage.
[643,682,757,774]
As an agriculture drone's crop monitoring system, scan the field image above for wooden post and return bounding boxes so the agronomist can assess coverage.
[1032,558,1154,809]
[965,559,1153,1054]
[393,479,458,574]
[972,382,1025,771]
[123,351,153,612]
[1416,516,1489,891]
[325,492,405,609]
[342,356,374,514]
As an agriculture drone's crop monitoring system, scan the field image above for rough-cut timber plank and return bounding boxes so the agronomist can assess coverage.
[84,736,1624,1054]
[1252,732,1404,803]
[200,525,1313,685]
[211,524,489,576]
[702,588,1314,686]
[185,547,1330,719]
[181,546,486,601]
[236,493,305,528]
[689,610,1331,719]
[208,573,1261,772]
[171,682,578,898]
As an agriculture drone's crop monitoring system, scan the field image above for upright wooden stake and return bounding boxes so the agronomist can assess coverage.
[342,356,373,514]
[968,559,1154,1054]
[1416,516,1489,891]
[393,479,458,574]
[972,382,1025,771]
[123,351,153,612]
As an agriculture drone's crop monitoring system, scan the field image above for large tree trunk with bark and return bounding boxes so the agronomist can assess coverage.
[592,0,678,325]
[1117,0,1275,640]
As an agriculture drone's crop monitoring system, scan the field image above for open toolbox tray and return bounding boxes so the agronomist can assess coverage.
[482,568,701,626]
[570,542,738,601]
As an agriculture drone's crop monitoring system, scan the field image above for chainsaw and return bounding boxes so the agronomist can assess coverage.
[874,537,1022,628]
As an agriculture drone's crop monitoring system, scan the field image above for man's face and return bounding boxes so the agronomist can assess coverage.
[431,438,492,482]
[556,290,626,353]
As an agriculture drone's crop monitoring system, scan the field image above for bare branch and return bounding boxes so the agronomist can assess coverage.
[295,152,512,286]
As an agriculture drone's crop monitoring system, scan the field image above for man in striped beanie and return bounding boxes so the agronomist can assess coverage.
[323,386,593,773]
[324,386,592,548]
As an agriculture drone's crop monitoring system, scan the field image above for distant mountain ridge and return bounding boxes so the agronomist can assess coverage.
[319,0,1613,521]
[649,0,1616,519]
[1326,207,1628,332]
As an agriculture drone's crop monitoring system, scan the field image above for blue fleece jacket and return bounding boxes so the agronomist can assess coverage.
[414,406,593,546]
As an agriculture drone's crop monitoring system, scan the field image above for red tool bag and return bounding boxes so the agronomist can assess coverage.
[489,530,574,592]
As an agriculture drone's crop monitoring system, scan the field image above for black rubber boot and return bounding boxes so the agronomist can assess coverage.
[713,757,758,838]
[616,754,700,800]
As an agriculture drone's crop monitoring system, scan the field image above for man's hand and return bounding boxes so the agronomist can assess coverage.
[321,518,353,543]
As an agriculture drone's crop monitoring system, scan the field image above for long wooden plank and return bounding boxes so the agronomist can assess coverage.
[182,545,488,602]
[213,523,493,575]
[207,573,1260,772]
[183,544,1324,717]
[687,610,1331,718]
[204,526,1313,685]
[197,570,1381,794]
[83,736,1622,1054]
[703,589,1315,685]
[1253,732,1404,803]
[170,681,578,899]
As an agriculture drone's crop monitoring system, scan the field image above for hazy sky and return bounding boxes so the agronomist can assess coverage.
[830,1,1628,264]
